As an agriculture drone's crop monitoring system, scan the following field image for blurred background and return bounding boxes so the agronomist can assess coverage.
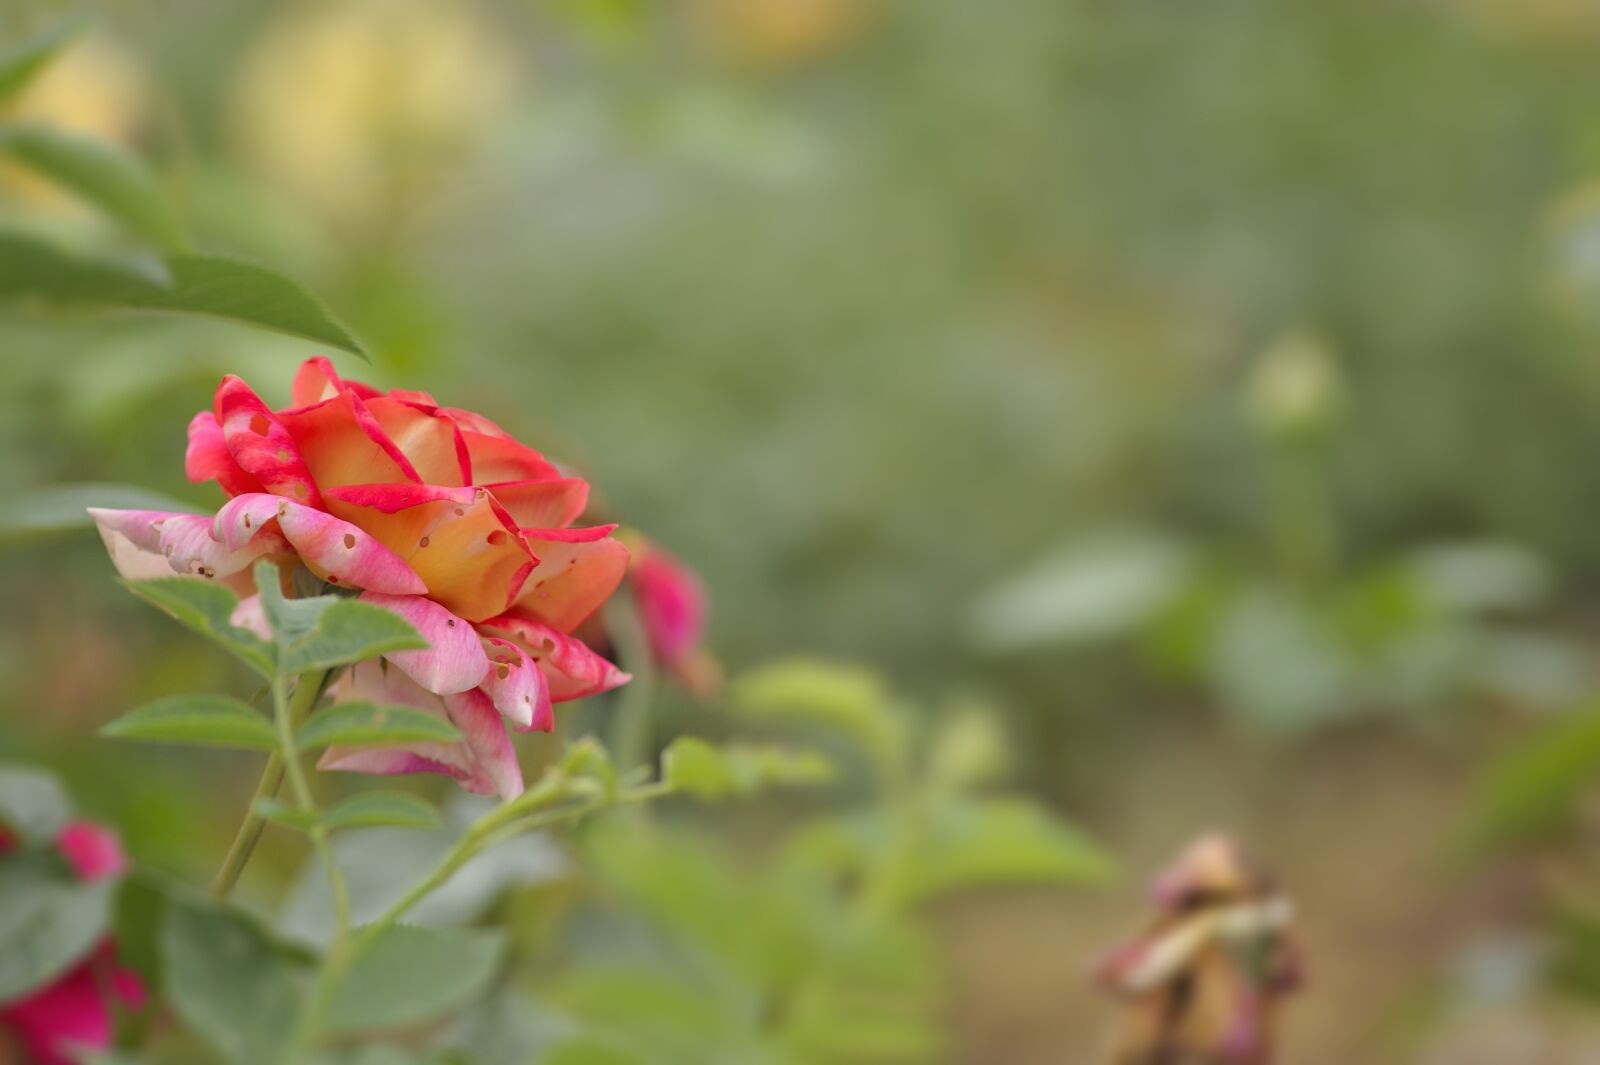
[9,0,1600,1060]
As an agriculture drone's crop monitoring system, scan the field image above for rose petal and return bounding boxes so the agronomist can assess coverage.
[55,822,126,882]
[632,543,709,668]
[184,411,262,497]
[443,687,524,800]
[358,592,489,694]
[488,478,590,529]
[510,528,631,633]
[481,636,553,731]
[439,406,512,439]
[324,484,537,622]
[230,595,272,639]
[0,948,142,1065]
[461,431,561,483]
[317,661,480,785]
[277,389,419,489]
[88,508,282,582]
[365,396,470,487]
[213,494,426,594]
[214,375,322,506]
[479,613,630,702]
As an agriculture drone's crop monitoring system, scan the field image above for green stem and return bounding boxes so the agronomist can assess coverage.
[605,593,658,773]
[274,666,350,1064]
[353,779,676,962]
[210,669,331,897]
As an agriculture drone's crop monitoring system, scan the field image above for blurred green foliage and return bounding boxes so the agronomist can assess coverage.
[10,0,1600,1058]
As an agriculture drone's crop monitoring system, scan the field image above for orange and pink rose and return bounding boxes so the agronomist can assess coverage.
[90,357,633,800]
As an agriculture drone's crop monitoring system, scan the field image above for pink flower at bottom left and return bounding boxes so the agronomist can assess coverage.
[0,822,145,1065]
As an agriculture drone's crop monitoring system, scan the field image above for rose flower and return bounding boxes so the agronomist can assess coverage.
[89,357,631,799]
[0,822,145,1065]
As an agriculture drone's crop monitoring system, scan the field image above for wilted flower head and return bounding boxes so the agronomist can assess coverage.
[91,357,632,799]
[1096,833,1303,1065]
[0,821,144,1065]
[1244,331,1341,438]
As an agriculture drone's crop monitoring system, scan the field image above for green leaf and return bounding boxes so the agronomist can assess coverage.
[894,798,1113,904]
[252,797,318,831]
[113,873,170,993]
[0,482,198,540]
[296,701,460,750]
[0,232,367,358]
[325,924,504,1034]
[0,124,186,249]
[324,792,440,831]
[561,736,618,800]
[120,577,274,679]
[162,897,303,1065]
[969,529,1192,651]
[1461,707,1600,856]
[101,694,277,750]
[0,21,77,102]
[285,599,428,674]
[661,737,737,800]
[256,563,427,674]
[0,859,115,999]
[0,765,71,841]
[662,737,833,801]
[730,659,904,770]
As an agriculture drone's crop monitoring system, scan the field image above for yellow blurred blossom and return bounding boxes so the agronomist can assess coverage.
[231,0,516,228]
[694,0,874,67]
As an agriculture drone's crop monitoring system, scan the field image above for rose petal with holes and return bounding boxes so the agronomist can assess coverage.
[212,493,425,594]
[214,375,322,506]
[479,613,630,702]
[481,636,553,731]
[358,592,489,694]
[324,484,536,621]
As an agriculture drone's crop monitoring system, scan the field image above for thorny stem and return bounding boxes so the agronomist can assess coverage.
[210,669,330,897]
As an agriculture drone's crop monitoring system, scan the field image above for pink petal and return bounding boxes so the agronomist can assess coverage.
[510,530,631,633]
[214,375,323,506]
[315,662,523,800]
[184,411,262,497]
[443,687,524,800]
[631,543,710,668]
[479,614,630,702]
[358,593,489,695]
[480,636,553,731]
[54,822,126,882]
[88,508,283,582]
[0,952,134,1065]
[213,494,426,595]
[230,595,271,639]
[316,661,481,786]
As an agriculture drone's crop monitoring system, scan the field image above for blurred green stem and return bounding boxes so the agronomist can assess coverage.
[1267,434,1337,587]
[606,590,658,773]
[209,668,330,897]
